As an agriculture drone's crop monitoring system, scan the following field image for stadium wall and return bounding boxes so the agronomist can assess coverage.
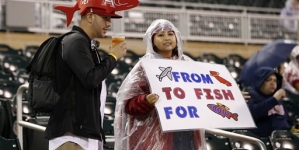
[0,32,263,59]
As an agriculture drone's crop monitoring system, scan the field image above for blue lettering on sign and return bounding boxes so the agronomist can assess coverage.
[172,72,214,84]
[164,107,173,119]
[164,106,200,119]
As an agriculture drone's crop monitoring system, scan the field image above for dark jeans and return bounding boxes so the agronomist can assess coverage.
[172,131,195,150]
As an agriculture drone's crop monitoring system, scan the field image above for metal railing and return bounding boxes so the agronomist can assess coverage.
[16,83,266,150]
[16,83,46,150]
[205,128,266,150]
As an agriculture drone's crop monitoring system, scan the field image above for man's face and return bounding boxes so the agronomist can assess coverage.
[91,14,111,38]
[260,74,277,95]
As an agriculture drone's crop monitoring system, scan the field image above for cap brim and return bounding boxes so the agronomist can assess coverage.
[100,13,122,19]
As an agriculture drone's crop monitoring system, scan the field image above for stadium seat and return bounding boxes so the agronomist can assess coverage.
[270,130,299,150]
[0,44,19,55]
[103,101,116,135]
[23,45,39,60]
[111,61,131,77]
[184,52,196,60]
[0,54,29,74]
[282,100,299,124]
[0,102,6,137]
[226,66,241,81]
[229,130,273,150]
[103,96,116,135]
[24,117,49,150]
[205,132,231,150]
[14,69,29,84]
[0,71,15,81]
[201,53,224,64]
[107,81,122,98]
[224,54,247,69]
[196,56,202,62]
[0,79,20,99]
[119,50,140,67]
[285,90,299,107]
[0,136,21,150]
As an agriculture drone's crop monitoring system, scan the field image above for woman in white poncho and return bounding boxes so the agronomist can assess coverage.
[283,45,299,94]
[114,19,206,150]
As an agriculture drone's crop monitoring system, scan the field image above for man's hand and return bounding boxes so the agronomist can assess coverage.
[273,89,286,101]
[109,42,127,60]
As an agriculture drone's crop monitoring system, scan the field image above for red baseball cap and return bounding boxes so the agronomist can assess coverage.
[55,0,139,27]
[81,7,122,18]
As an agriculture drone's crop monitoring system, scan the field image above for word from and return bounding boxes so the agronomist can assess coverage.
[155,66,214,84]
[172,72,213,84]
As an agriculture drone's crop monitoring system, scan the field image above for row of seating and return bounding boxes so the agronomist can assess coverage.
[206,129,299,150]
[53,0,286,9]
[2,43,299,150]
[142,0,286,9]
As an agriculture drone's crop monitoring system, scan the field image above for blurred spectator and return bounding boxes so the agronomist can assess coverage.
[247,67,295,137]
[283,45,299,94]
[280,0,299,32]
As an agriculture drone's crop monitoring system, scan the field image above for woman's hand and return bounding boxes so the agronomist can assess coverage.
[146,93,159,105]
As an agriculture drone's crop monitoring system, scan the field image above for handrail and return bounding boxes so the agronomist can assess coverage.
[16,84,266,150]
[16,83,46,150]
[205,128,267,150]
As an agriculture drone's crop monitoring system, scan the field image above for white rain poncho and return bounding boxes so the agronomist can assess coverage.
[283,45,299,94]
[114,19,206,150]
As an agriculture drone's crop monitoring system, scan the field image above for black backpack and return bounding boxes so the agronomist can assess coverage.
[26,31,74,113]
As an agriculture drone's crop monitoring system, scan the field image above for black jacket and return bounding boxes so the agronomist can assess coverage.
[45,26,117,140]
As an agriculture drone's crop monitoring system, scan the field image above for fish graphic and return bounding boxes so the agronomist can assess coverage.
[54,0,140,27]
[156,67,173,82]
[207,103,238,121]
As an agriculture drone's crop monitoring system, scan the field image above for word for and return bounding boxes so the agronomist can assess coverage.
[164,106,200,119]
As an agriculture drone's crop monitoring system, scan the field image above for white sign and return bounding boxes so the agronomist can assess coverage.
[141,59,256,132]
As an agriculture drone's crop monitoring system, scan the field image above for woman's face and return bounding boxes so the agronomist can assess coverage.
[153,30,177,57]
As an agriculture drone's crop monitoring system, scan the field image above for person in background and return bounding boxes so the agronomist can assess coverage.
[247,67,296,137]
[114,19,206,150]
[283,45,299,95]
[45,0,139,150]
[280,0,299,32]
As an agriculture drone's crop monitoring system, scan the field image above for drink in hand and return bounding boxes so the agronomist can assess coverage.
[112,34,125,47]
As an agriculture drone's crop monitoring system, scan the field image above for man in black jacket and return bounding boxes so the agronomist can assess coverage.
[45,0,139,150]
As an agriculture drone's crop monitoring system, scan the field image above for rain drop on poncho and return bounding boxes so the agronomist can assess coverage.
[114,19,206,150]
